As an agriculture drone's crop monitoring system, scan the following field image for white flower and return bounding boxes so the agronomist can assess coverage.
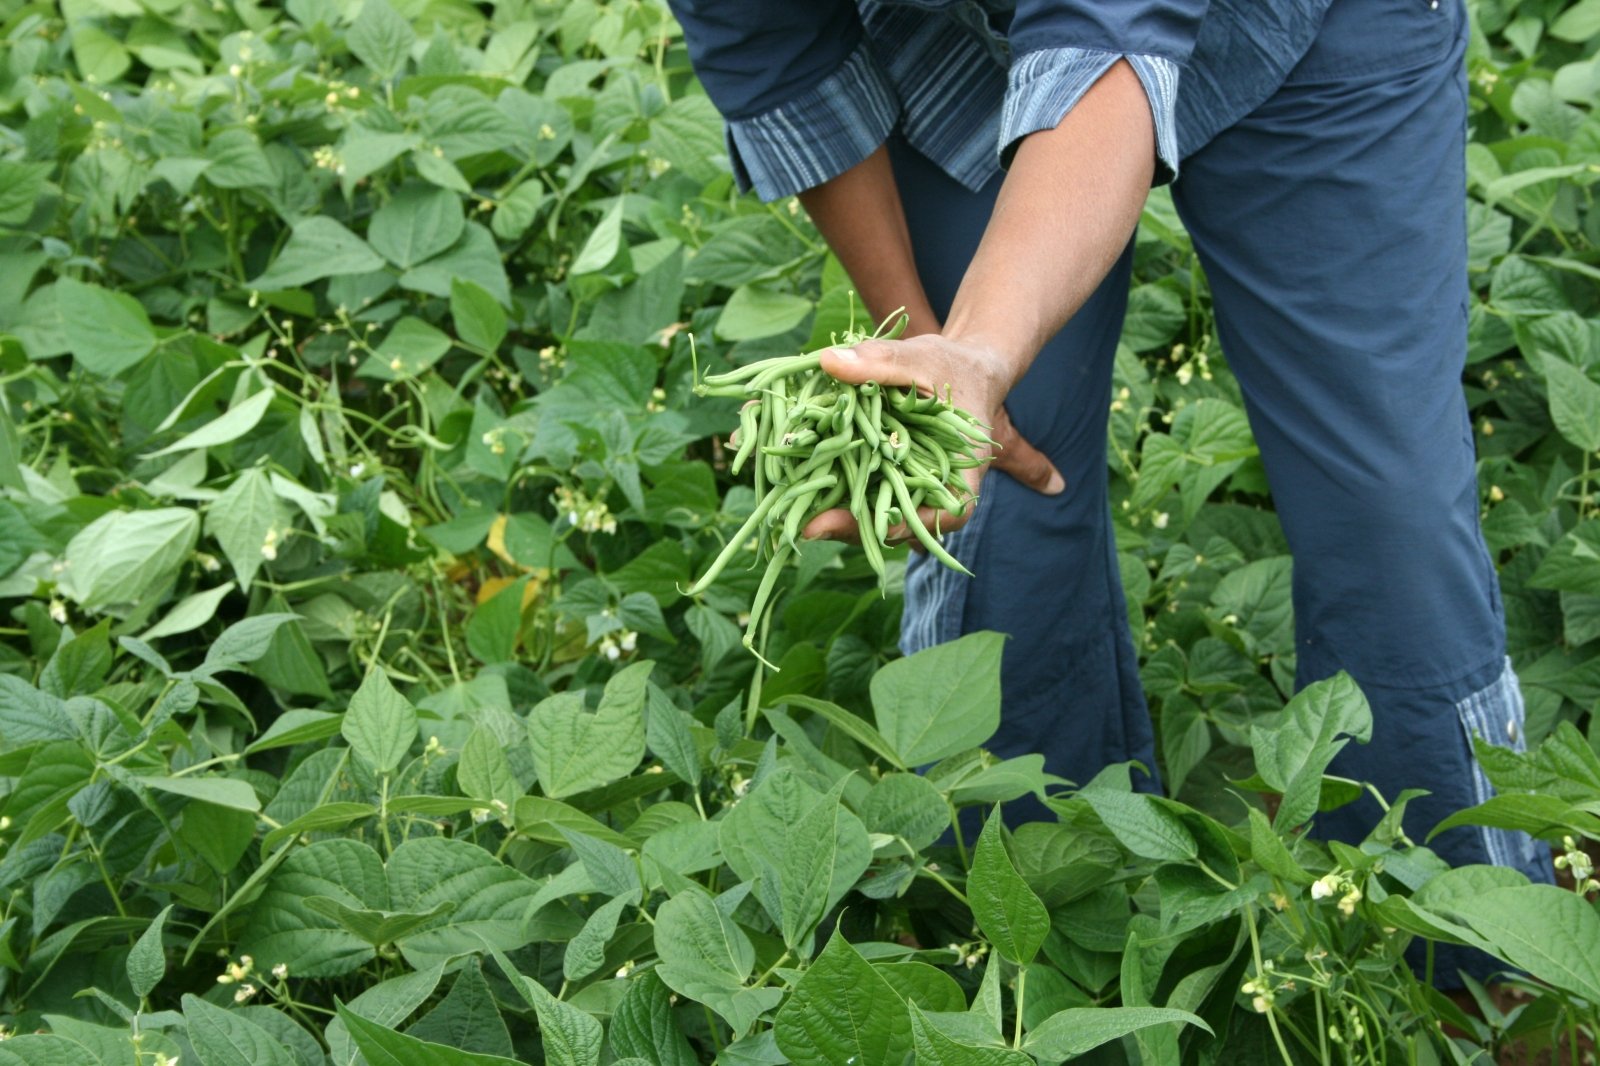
[271,963,288,980]
[233,983,257,1003]
[1311,873,1340,900]
[48,600,67,624]
[1152,512,1169,530]
[619,631,637,652]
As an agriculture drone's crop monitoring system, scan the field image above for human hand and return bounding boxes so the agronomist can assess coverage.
[801,334,1066,545]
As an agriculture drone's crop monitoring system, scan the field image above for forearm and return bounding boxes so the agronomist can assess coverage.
[944,60,1155,387]
[798,144,942,336]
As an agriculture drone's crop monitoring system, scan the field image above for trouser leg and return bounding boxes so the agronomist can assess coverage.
[888,136,1157,812]
[1171,0,1550,983]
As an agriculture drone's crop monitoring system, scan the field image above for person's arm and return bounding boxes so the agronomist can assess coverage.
[796,145,940,338]
[804,60,1156,541]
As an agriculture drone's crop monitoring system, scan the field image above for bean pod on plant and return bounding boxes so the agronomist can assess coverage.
[684,314,992,666]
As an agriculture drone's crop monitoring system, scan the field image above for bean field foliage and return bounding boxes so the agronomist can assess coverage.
[0,0,1596,1063]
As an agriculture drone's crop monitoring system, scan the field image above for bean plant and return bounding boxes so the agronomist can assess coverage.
[0,0,1595,1062]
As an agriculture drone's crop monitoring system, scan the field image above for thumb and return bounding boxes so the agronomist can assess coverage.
[990,405,1066,496]
[820,338,921,390]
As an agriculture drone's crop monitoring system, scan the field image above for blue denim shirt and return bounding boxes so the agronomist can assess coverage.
[667,0,1332,201]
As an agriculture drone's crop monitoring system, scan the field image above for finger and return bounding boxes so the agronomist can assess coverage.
[821,338,941,394]
[990,406,1065,496]
[801,507,861,544]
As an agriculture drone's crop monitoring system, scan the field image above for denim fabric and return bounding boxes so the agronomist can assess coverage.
[667,0,1332,201]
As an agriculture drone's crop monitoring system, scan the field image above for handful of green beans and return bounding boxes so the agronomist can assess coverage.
[684,321,993,665]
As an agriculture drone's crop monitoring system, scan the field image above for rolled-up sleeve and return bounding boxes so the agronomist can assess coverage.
[1001,0,1208,180]
[667,0,900,201]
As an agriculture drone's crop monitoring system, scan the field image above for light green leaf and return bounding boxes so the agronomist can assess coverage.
[56,277,156,376]
[457,725,521,813]
[1540,353,1600,453]
[138,775,260,812]
[369,184,463,269]
[645,685,702,789]
[784,693,904,769]
[1550,0,1600,41]
[342,669,418,775]
[1530,521,1600,596]
[183,994,300,1066]
[1250,671,1373,831]
[715,284,812,342]
[773,928,912,1066]
[861,772,950,851]
[148,387,275,456]
[61,508,200,612]
[527,662,651,797]
[1447,885,1600,1003]
[563,892,633,981]
[127,904,172,999]
[346,0,415,79]
[206,468,283,590]
[968,809,1050,965]
[249,218,385,290]
[451,278,507,353]
[655,885,754,992]
[0,1035,101,1066]
[493,957,603,1066]
[1247,807,1315,886]
[1025,1006,1211,1061]
[141,581,237,641]
[386,837,539,967]
[872,631,1004,767]
[362,317,452,380]
[570,201,625,275]
[326,966,444,1066]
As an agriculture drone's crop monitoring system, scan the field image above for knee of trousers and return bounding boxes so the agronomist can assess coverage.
[1281,466,1503,690]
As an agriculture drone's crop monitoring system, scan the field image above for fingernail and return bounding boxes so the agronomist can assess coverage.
[829,347,858,362]
[1044,470,1066,495]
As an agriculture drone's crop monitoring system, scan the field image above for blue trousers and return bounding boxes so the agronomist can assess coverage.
[895,0,1552,960]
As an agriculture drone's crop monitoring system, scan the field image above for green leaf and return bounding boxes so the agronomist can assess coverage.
[406,959,514,1058]
[968,809,1050,965]
[451,278,507,352]
[909,1004,1032,1065]
[138,775,260,813]
[645,686,702,789]
[527,662,651,797]
[0,1035,101,1066]
[202,613,299,674]
[1445,885,1600,1003]
[1539,353,1600,454]
[776,782,843,956]
[326,966,444,1066]
[249,218,385,290]
[304,897,455,947]
[562,892,632,981]
[872,631,1004,766]
[1530,521,1600,596]
[570,201,625,275]
[127,904,172,999]
[362,317,452,380]
[457,725,521,813]
[784,693,905,769]
[346,0,416,79]
[493,957,603,1066]
[56,277,156,376]
[1247,807,1315,886]
[1250,671,1373,831]
[141,582,237,641]
[655,885,755,993]
[183,994,300,1066]
[206,468,283,591]
[774,928,912,1066]
[1550,0,1600,41]
[1080,789,1198,863]
[715,284,812,342]
[60,508,199,613]
[72,23,130,83]
[369,184,464,269]
[244,710,343,754]
[860,772,950,851]
[337,1003,520,1066]
[1429,792,1600,841]
[342,669,418,775]
[261,802,378,852]
[386,837,539,966]
[148,386,276,456]
[1025,1006,1211,1061]
[610,971,698,1066]
[241,839,385,978]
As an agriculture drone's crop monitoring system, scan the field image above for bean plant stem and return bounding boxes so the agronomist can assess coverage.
[1246,903,1297,1066]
